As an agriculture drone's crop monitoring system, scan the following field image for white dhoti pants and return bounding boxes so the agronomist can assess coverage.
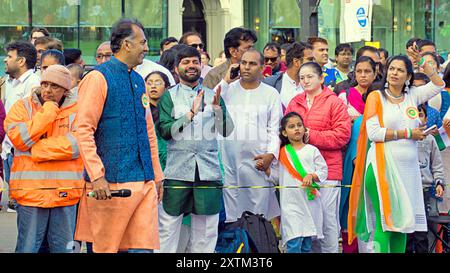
[157,204,219,253]
[312,180,341,253]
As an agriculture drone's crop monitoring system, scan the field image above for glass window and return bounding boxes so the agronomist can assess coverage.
[79,0,122,65]
[270,0,300,28]
[80,0,122,27]
[372,0,393,54]
[269,0,300,44]
[32,0,78,26]
[0,0,28,26]
[318,0,340,58]
[434,1,450,57]
[125,0,168,57]
[244,0,269,52]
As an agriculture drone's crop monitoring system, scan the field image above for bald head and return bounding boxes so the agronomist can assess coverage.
[242,49,264,66]
[95,41,112,64]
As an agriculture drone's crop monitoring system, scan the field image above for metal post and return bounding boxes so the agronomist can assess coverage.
[28,0,32,30]
[299,0,320,41]
[77,0,80,48]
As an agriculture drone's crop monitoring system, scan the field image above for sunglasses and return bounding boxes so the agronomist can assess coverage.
[190,43,204,50]
[264,57,278,63]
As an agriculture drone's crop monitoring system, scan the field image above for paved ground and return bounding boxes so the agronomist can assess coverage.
[0,210,17,253]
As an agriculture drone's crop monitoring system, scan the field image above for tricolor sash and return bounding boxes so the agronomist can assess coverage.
[279,144,320,201]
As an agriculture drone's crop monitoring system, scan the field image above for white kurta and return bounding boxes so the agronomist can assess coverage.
[271,144,328,245]
[280,73,303,108]
[365,82,443,233]
[217,80,282,223]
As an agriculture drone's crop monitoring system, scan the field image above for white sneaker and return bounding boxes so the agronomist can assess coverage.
[6,208,16,213]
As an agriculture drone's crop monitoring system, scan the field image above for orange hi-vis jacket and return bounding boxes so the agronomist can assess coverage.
[5,89,84,208]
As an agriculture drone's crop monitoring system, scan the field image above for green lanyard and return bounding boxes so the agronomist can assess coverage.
[285,144,320,201]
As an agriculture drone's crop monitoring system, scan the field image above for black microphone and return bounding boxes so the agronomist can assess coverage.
[87,189,132,198]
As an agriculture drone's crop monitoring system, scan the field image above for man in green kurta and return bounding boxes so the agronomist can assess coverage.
[157,45,233,253]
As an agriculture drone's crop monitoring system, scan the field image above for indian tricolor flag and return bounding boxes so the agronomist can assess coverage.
[435,127,450,151]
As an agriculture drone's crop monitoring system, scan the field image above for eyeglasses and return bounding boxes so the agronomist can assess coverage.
[41,82,63,91]
[338,52,353,57]
[147,80,164,87]
[96,53,113,60]
[189,43,204,50]
[264,57,278,63]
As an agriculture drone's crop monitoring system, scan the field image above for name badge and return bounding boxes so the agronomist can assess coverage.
[141,93,150,109]
[406,106,419,120]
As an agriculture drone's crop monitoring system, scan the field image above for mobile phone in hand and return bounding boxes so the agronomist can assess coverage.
[230,65,240,80]
[423,124,437,135]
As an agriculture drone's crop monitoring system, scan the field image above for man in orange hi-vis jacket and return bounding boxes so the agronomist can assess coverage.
[5,64,83,253]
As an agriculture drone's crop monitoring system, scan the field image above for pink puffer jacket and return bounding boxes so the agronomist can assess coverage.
[285,87,351,181]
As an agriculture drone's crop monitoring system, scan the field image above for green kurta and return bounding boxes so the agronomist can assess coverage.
[158,87,230,216]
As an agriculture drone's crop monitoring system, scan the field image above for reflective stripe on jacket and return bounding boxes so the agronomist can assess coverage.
[5,89,84,208]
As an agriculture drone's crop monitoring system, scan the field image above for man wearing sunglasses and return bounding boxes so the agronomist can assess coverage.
[263,42,287,77]
[179,31,212,78]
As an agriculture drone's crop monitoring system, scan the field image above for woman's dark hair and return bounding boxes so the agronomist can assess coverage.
[110,18,144,53]
[380,55,414,97]
[279,112,307,147]
[354,56,377,102]
[354,56,377,75]
[443,63,450,88]
[41,49,65,66]
[145,71,171,89]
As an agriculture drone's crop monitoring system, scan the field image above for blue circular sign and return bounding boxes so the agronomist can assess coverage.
[356,7,367,27]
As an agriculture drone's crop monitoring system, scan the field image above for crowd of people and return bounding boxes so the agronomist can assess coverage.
[1,17,449,254]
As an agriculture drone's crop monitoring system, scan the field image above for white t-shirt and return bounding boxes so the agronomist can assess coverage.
[280,73,303,108]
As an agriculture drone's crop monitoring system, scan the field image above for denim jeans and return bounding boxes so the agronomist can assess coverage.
[15,205,77,253]
[4,153,18,209]
[3,153,13,184]
[286,237,313,253]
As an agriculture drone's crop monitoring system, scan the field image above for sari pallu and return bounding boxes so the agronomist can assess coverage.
[347,91,414,244]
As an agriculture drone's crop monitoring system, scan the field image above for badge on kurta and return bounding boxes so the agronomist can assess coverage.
[406,106,419,119]
[141,93,150,108]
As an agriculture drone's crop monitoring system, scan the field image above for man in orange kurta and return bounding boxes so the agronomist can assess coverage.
[74,18,163,253]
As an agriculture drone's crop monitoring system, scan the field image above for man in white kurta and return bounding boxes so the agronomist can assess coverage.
[215,49,282,223]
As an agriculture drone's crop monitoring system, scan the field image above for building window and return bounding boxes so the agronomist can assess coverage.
[0,0,29,56]
[125,0,168,57]
[269,0,300,44]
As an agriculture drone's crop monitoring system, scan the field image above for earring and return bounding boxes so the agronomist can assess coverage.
[405,80,410,92]
[384,82,389,89]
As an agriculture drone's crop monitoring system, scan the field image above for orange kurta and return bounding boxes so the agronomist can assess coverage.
[74,71,163,253]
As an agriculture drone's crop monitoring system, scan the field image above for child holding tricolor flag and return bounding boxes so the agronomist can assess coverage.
[267,112,328,253]
[406,104,445,253]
